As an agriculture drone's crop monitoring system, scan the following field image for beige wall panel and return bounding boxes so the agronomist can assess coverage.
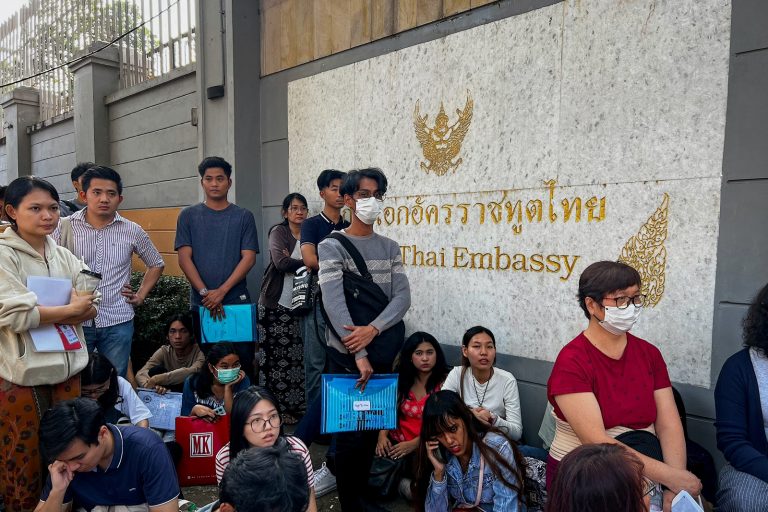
[417,0,442,25]
[280,0,298,70]
[261,0,283,75]
[331,0,353,53]
[350,0,373,48]
[443,0,471,16]
[313,0,334,59]
[395,0,418,32]
[371,0,395,39]
[294,0,315,65]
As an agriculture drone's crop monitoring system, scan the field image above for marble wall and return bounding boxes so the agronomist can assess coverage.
[287,0,731,387]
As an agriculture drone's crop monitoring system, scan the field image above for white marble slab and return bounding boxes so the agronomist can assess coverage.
[287,0,730,387]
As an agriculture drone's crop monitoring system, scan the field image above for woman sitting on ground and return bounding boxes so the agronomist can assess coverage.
[181,342,250,419]
[81,352,151,427]
[546,443,651,512]
[214,385,317,512]
[416,390,527,511]
[136,312,204,394]
[375,332,451,499]
[547,260,701,509]
[442,326,524,442]
[715,281,768,511]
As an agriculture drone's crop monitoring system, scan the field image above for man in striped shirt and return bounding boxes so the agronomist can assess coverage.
[54,166,164,376]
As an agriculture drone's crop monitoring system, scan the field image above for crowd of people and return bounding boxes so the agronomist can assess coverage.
[0,158,766,512]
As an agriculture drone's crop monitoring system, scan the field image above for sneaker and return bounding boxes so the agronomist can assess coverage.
[398,477,413,501]
[313,462,337,497]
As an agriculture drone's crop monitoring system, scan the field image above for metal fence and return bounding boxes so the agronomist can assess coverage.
[0,0,196,138]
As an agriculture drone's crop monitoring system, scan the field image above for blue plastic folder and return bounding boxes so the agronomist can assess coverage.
[321,374,398,434]
[198,304,258,343]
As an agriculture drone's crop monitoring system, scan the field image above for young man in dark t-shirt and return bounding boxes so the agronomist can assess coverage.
[299,169,348,405]
[175,156,259,378]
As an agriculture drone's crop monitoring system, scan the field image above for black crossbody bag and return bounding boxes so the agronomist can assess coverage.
[319,232,405,372]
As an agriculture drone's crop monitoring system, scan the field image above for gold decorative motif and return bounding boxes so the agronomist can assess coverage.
[618,193,670,307]
[413,91,473,176]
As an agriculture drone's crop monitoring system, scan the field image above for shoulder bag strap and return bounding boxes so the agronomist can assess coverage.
[326,232,372,280]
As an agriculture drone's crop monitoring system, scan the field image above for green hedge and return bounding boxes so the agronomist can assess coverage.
[130,272,190,370]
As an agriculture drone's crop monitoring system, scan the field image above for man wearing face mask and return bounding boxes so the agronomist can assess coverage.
[317,168,411,511]
[546,261,702,512]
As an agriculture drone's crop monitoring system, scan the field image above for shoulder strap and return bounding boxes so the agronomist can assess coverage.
[326,232,371,280]
[59,217,75,253]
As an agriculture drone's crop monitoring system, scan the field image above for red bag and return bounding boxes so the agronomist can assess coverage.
[175,415,230,486]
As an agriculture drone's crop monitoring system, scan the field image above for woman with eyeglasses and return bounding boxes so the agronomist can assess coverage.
[181,341,250,419]
[81,352,151,427]
[546,443,652,512]
[258,192,309,424]
[215,385,318,512]
[546,261,701,511]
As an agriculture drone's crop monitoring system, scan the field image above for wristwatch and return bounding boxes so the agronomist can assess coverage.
[199,287,209,296]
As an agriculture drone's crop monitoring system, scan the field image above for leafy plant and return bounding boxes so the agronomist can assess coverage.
[129,271,190,370]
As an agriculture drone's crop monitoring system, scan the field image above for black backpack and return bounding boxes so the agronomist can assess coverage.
[318,232,405,373]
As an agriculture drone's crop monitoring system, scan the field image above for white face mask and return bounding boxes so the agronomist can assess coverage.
[354,197,384,225]
[599,304,641,335]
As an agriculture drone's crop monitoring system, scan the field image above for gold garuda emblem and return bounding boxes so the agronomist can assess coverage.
[618,193,669,307]
[413,91,473,176]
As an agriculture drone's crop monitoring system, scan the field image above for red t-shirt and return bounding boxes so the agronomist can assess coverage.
[390,385,442,443]
[547,332,672,430]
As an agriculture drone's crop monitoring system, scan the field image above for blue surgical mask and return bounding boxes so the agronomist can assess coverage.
[216,367,240,384]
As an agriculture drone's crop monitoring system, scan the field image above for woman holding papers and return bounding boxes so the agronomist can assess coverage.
[258,192,309,423]
[416,390,527,511]
[0,176,98,511]
[214,385,318,512]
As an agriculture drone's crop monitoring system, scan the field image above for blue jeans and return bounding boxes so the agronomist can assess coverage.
[82,320,134,377]
[301,300,328,405]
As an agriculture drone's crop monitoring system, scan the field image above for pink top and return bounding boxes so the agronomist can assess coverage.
[391,385,441,443]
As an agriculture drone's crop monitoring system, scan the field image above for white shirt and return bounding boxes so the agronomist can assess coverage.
[116,376,153,425]
[442,365,523,440]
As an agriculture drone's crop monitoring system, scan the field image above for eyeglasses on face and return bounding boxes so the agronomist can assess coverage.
[288,206,308,213]
[602,294,647,309]
[82,382,110,398]
[249,413,282,433]
[353,190,385,201]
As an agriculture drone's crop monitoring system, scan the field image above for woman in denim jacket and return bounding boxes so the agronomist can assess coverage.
[416,390,527,511]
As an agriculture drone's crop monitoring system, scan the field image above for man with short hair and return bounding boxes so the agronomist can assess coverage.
[35,398,179,512]
[59,162,94,217]
[54,166,165,376]
[317,167,411,511]
[216,446,310,512]
[175,156,259,378]
[300,168,348,405]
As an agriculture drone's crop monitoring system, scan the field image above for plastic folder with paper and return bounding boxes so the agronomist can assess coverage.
[321,373,398,434]
[198,304,257,343]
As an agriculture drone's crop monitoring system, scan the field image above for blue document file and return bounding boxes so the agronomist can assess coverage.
[137,388,183,431]
[321,374,398,434]
[198,304,258,343]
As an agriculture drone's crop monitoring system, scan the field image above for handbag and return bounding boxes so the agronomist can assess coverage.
[290,266,313,315]
[318,232,405,371]
[0,328,88,386]
[175,415,231,485]
[368,455,405,498]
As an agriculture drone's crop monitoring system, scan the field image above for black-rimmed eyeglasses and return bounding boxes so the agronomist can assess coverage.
[603,294,646,309]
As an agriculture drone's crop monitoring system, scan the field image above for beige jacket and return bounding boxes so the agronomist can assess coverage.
[0,228,97,385]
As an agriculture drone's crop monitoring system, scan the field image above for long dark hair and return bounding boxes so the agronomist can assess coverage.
[394,332,450,413]
[744,282,768,356]
[229,386,285,460]
[81,352,120,410]
[459,325,496,399]
[3,176,60,229]
[192,342,238,399]
[415,390,526,510]
[546,443,646,512]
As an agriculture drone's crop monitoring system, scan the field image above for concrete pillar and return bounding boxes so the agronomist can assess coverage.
[69,42,120,165]
[196,1,263,288]
[0,86,40,181]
